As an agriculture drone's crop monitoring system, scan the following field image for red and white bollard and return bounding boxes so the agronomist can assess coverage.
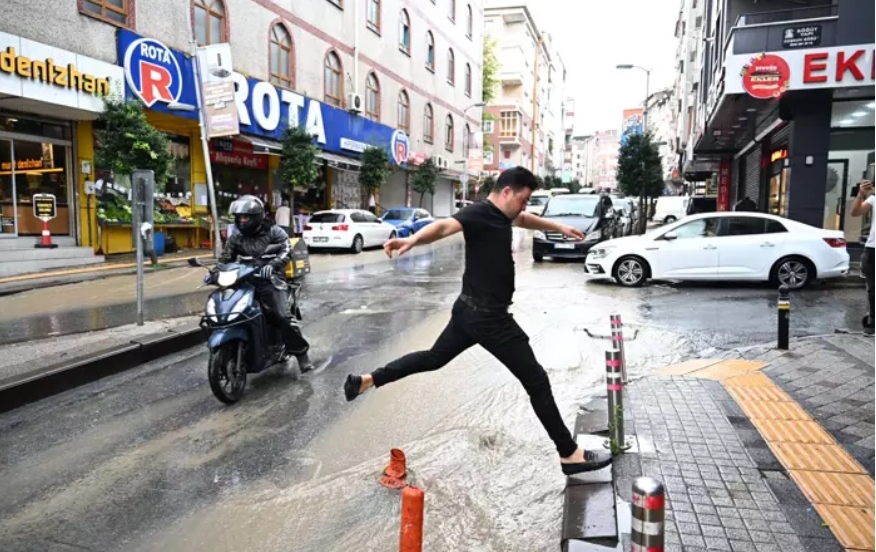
[610,314,627,382]
[631,477,665,552]
[35,219,57,249]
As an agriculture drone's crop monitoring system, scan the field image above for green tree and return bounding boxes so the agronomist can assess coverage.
[482,36,500,104]
[412,157,438,207]
[616,131,665,233]
[568,179,582,194]
[359,146,390,213]
[95,97,172,189]
[479,175,496,197]
[279,125,320,192]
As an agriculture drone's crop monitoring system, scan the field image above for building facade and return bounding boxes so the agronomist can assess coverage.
[592,130,620,191]
[0,0,483,273]
[686,0,874,252]
[672,0,707,183]
[568,135,596,186]
[481,3,562,178]
[645,88,681,185]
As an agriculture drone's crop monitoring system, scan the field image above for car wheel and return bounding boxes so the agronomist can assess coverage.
[664,216,677,224]
[350,234,364,254]
[613,256,648,287]
[533,251,544,263]
[771,256,814,290]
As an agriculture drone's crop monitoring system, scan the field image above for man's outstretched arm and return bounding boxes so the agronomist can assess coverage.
[384,217,463,257]
[514,211,585,239]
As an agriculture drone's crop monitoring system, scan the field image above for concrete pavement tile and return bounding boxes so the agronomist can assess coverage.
[721,516,746,530]
[742,518,772,533]
[692,503,717,516]
[729,540,758,552]
[797,537,844,552]
[752,543,781,552]
[748,530,775,544]
[674,511,698,524]
[724,527,751,541]
[701,524,726,538]
[705,536,733,550]
[676,522,701,536]
[680,533,706,548]
[697,513,720,527]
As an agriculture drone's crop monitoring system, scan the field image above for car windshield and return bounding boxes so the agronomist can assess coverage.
[383,209,413,220]
[543,196,600,218]
[528,196,549,206]
[309,212,345,223]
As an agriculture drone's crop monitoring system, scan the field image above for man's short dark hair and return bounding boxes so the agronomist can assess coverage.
[495,166,539,193]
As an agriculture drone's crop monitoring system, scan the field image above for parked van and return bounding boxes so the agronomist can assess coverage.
[652,196,690,224]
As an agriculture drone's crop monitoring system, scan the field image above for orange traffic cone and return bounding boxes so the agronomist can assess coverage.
[399,485,424,552]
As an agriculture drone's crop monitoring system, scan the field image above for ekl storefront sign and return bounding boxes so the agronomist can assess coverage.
[727,45,875,97]
[117,30,406,165]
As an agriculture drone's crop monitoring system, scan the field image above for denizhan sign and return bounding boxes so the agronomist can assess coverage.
[117,30,402,164]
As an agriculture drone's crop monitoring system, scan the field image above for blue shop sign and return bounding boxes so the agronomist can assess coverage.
[117,30,404,164]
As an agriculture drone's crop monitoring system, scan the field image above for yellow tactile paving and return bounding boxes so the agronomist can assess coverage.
[750,418,835,444]
[789,471,875,507]
[652,358,724,376]
[816,505,875,550]
[770,443,866,473]
[657,357,876,551]
[726,384,793,402]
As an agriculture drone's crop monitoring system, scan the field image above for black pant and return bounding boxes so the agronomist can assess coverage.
[863,247,875,325]
[256,282,309,356]
[371,298,578,457]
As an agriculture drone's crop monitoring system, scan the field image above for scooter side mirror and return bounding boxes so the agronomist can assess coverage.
[188,258,203,267]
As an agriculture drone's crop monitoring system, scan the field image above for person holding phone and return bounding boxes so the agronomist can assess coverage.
[850,180,875,336]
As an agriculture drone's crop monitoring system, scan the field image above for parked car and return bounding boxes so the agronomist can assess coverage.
[532,194,617,262]
[652,196,691,224]
[302,209,398,253]
[585,212,849,289]
[526,190,552,216]
[380,207,435,237]
[613,198,638,237]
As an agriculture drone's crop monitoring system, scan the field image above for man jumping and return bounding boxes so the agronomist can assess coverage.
[343,166,612,475]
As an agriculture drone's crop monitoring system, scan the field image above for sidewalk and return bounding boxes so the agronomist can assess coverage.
[563,334,874,551]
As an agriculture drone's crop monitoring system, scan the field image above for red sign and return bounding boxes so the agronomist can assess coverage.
[803,48,874,84]
[717,160,731,212]
[209,140,268,170]
[742,54,791,99]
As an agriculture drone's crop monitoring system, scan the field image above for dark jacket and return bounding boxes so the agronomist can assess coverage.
[219,222,292,273]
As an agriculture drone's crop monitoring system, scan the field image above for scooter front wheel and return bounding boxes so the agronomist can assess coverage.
[209,341,247,404]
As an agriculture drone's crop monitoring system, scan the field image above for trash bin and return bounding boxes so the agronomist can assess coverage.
[153,231,166,257]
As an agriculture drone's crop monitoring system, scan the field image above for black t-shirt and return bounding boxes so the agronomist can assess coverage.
[452,200,515,307]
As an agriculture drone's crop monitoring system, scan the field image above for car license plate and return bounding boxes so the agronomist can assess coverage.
[555,243,575,250]
[314,237,329,243]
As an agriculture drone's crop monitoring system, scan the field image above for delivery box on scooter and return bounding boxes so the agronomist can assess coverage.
[285,237,311,280]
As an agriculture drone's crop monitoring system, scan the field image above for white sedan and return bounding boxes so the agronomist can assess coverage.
[302,209,398,253]
[585,212,849,289]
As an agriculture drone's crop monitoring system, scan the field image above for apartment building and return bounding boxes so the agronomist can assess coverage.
[481,3,563,178]
[568,135,596,186]
[592,130,620,191]
[0,0,483,273]
[683,0,873,254]
[645,88,682,185]
[672,0,707,182]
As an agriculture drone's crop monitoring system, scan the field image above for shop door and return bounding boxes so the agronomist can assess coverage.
[0,139,17,237]
[824,160,849,231]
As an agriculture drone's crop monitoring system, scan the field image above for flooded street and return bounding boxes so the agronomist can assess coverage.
[0,231,865,552]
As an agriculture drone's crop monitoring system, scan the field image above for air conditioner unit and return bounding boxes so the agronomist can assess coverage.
[346,93,363,113]
[441,157,450,170]
[433,155,446,170]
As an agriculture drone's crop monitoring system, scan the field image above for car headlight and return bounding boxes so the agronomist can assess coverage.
[227,292,252,322]
[585,229,601,242]
[206,297,218,323]
[533,230,546,239]
[588,247,613,260]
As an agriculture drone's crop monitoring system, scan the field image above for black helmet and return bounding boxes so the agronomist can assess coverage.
[229,195,265,236]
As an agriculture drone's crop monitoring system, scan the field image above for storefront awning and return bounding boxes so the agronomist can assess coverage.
[318,151,361,170]
[241,135,282,155]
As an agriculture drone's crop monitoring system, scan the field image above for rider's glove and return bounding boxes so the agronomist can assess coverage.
[259,265,275,279]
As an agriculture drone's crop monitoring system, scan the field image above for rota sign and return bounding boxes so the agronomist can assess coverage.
[124,37,184,108]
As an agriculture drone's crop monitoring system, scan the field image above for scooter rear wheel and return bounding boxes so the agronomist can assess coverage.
[209,341,247,404]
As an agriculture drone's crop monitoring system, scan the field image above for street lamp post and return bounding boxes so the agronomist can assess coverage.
[616,64,651,132]
[462,101,486,204]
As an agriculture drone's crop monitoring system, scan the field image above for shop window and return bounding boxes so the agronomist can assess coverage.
[445,114,454,152]
[365,72,380,122]
[424,104,434,143]
[399,9,411,54]
[194,0,227,46]
[466,5,473,38]
[269,23,294,90]
[426,32,435,72]
[0,140,71,237]
[447,49,455,86]
[324,51,343,107]
[398,90,410,133]
[80,0,129,26]
[464,63,472,97]
[367,0,380,33]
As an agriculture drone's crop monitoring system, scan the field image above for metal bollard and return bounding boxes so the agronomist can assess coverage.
[631,477,665,552]
[777,284,790,350]
[610,314,628,382]
[606,348,625,454]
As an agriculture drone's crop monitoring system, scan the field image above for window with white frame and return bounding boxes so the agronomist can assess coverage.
[483,119,494,133]
[499,111,519,138]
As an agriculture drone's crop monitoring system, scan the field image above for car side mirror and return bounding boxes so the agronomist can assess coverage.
[663,231,678,241]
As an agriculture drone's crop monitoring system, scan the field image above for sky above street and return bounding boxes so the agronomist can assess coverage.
[525,0,680,136]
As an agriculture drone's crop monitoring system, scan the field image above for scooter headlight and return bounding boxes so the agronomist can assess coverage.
[227,292,252,322]
[206,297,218,323]
[217,269,239,288]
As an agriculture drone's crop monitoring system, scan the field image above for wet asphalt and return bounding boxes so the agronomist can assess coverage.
[0,231,868,552]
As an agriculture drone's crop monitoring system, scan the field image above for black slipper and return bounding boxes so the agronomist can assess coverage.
[344,374,362,402]
[561,450,613,476]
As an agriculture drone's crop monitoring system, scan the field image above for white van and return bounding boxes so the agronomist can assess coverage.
[653,196,691,224]
[526,190,553,215]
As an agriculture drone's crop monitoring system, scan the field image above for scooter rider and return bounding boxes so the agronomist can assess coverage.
[215,195,314,371]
